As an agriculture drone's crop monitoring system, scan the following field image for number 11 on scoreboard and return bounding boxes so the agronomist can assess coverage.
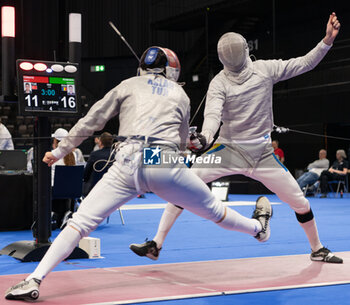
[25,95,38,107]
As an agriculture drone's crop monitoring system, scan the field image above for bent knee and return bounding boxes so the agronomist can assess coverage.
[184,193,226,223]
[200,197,226,222]
[68,212,103,237]
[288,196,310,214]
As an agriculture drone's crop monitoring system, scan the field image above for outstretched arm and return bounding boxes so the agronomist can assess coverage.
[265,12,341,84]
[323,12,341,46]
[43,88,121,166]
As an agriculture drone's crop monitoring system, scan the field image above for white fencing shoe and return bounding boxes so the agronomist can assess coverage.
[310,247,343,263]
[5,278,41,301]
[252,196,273,242]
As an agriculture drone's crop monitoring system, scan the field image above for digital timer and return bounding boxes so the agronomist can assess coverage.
[41,89,56,96]
[17,59,81,117]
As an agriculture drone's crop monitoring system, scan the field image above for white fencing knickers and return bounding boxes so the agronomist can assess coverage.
[191,139,310,214]
[68,142,226,237]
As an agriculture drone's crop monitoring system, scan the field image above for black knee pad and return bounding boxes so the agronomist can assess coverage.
[295,209,314,223]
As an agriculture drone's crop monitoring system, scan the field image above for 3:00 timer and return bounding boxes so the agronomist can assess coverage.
[41,89,56,96]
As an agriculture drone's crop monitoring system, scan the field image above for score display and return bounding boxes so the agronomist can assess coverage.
[23,76,76,112]
[17,60,81,116]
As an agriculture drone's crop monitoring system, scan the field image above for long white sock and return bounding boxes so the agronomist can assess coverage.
[26,225,82,281]
[299,219,323,252]
[216,207,262,236]
[153,203,183,249]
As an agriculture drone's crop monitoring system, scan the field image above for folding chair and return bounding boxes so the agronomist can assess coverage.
[106,209,125,225]
[303,182,318,197]
[327,176,348,198]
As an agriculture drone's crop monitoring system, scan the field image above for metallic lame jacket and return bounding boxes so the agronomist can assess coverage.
[52,74,190,159]
[202,40,332,143]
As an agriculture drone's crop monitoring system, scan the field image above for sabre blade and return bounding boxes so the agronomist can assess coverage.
[109,21,140,62]
[108,21,122,36]
[189,93,207,125]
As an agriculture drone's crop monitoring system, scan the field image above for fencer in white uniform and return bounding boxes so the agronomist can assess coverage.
[5,46,272,301]
[130,13,342,264]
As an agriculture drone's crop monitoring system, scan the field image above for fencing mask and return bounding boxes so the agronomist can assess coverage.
[138,46,181,82]
[217,32,253,84]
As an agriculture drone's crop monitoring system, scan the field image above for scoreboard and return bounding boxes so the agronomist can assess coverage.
[22,75,76,112]
[17,59,81,116]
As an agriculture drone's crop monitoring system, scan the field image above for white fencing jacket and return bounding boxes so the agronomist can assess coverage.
[52,74,190,159]
[202,40,332,143]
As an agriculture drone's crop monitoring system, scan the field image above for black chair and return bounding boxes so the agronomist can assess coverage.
[316,175,349,198]
[52,165,84,201]
[328,174,349,198]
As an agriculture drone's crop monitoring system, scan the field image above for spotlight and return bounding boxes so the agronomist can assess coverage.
[1,6,15,37]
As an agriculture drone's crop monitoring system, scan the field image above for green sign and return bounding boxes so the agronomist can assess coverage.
[91,65,105,72]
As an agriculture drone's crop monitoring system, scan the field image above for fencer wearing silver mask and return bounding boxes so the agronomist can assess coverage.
[217,32,253,85]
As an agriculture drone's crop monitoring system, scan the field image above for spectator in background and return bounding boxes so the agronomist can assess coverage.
[0,118,14,150]
[297,149,329,191]
[51,128,76,185]
[83,132,114,196]
[319,149,349,198]
[73,148,86,166]
[272,140,285,163]
[93,135,102,151]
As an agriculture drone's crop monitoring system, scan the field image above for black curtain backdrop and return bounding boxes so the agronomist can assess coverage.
[0,0,349,175]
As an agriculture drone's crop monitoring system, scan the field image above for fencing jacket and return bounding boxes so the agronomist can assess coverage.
[52,74,190,160]
[202,40,332,143]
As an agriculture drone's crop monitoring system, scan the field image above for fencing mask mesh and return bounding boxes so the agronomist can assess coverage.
[217,32,253,84]
[217,32,249,72]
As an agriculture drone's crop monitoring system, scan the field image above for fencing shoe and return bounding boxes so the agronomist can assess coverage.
[310,247,343,263]
[252,196,273,242]
[5,278,41,300]
[129,239,161,260]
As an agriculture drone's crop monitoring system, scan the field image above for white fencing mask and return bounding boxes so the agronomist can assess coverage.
[217,32,253,84]
[217,32,249,71]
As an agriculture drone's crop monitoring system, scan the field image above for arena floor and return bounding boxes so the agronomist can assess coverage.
[1,193,349,305]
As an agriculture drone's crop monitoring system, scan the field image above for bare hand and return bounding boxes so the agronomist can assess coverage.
[43,152,59,167]
[328,168,334,173]
[323,12,341,45]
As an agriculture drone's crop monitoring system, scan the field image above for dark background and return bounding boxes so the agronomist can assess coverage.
[1,0,350,176]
